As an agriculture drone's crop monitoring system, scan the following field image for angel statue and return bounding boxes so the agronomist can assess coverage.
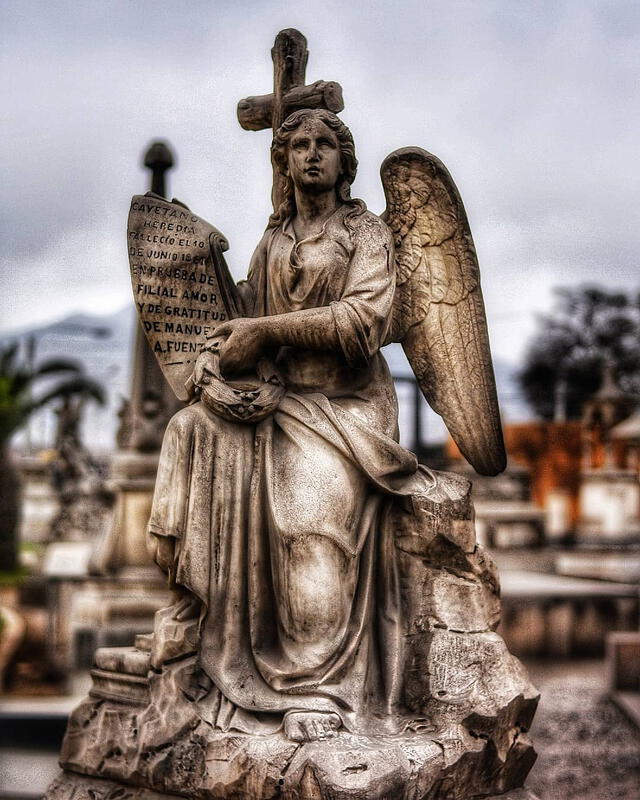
[50,93,537,800]
[147,106,506,737]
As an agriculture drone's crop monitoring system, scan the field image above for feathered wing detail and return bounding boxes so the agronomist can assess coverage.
[381,147,506,476]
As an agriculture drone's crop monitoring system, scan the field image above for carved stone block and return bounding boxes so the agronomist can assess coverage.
[150,605,198,669]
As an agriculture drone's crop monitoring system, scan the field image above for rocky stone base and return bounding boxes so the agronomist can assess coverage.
[45,771,541,800]
[44,476,539,799]
[46,671,536,799]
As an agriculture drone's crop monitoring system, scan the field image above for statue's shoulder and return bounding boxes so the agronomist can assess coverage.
[345,205,393,246]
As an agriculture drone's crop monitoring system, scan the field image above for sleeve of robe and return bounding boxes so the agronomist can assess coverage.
[330,213,396,367]
[147,409,194,543]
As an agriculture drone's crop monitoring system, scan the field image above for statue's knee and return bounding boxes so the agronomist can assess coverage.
[280,536,351,637]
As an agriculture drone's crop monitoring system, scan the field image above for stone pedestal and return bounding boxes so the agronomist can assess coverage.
[43,452,171,680]
[47,624,538,798]
[91,452,161,571]
[46,572,171,678]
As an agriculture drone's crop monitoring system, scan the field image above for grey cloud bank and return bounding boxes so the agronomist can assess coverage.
[2,0,639,363]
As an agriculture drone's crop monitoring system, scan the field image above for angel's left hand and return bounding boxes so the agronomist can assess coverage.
[212,317,268,376]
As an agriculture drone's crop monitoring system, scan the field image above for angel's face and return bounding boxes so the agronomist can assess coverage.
[285,119,342,195]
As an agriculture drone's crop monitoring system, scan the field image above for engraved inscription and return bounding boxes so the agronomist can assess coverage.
[127,195,231,401]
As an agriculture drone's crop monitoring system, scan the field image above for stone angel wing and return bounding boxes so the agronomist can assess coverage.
[381,147,506,476]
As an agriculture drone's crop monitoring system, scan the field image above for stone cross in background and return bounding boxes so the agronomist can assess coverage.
[237,28,345,210]
[117,141,181,453]
[144,142,174,198]
[91,140,182,574]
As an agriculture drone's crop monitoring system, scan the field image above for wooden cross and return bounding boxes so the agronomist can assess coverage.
[237,28,345,211]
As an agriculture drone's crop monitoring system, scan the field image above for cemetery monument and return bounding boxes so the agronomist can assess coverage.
[46,29,539,800]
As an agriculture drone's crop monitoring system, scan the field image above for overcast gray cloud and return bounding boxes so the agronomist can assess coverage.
[2,0,639,363]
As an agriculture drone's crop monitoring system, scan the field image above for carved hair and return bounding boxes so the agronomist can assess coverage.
[269,109,366,229]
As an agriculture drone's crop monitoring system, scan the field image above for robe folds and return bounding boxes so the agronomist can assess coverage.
[148,204,447,735]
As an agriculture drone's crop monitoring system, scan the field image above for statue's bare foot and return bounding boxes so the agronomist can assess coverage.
[284,711,341,742]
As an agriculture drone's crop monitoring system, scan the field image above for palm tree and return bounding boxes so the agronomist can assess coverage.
[0,342,105,571]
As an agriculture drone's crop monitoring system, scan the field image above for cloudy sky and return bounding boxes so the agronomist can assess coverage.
[2,0,639,364]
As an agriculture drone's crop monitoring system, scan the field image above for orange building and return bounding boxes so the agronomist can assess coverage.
[448,421,634,529]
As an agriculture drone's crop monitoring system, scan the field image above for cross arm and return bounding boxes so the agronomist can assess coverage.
[237,80,345,132]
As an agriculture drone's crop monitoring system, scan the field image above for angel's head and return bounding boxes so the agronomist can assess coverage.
[269,109,362,227]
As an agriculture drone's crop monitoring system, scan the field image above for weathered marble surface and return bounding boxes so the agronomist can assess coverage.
[45,26,538,800]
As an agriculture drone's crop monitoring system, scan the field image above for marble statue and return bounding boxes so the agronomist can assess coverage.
[46,29,538,800]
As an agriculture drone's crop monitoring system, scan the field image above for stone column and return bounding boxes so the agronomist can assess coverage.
[59,143,181,674]
[126,143,179,450]
[93,141,182,577]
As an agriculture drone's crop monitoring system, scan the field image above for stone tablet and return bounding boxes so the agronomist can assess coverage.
[127,194,236,402]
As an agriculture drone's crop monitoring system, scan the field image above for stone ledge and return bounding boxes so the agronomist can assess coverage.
[88,667,150,705]
[611,690,640,730]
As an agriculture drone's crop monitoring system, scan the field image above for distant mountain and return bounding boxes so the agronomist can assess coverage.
[2,311,532,454]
